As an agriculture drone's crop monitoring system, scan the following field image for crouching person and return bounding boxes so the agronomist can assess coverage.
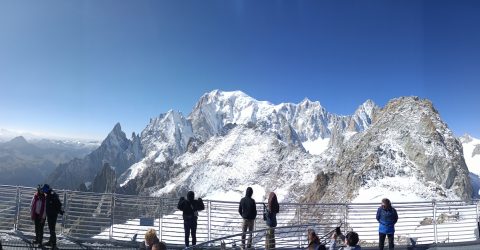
[329,231,361,250]
[139,229,166,250]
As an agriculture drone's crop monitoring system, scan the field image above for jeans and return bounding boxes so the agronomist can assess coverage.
[241,219,255,249]
[184,217,197,247]
[47,215,58,245]
[34,217,45,243]
[379,233,394,249]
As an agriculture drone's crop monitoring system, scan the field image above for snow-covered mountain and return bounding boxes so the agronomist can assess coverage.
[119,90,379,191]
[460,134,480,175]
[44,90,473,204]
[116,90,472,203]
[460,134,480,198]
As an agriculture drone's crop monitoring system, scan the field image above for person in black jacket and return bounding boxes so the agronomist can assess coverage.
[42,184,63,249]
[177,191,205,247]
[238,187,257,249]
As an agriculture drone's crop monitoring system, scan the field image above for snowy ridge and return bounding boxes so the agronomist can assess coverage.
[460,134,480,175]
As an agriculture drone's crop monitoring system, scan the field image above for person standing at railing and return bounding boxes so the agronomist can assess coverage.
[30,185,46,247]
[239,187,257,250]
[376,198,398,250]
[178,191,205,247]
[43,184,63,249]
[264,192,279,249]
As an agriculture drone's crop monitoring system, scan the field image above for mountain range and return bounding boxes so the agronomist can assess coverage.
[0,136,98,186]
[43,90,478,203]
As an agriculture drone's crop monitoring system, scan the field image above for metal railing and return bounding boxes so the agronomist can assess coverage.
[0,185,479,247]
[186,223,338,249]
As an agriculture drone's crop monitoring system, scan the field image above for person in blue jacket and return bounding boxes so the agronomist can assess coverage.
[376,198,398,250]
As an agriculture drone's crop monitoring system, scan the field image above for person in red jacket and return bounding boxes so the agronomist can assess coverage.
[30,185,46,246]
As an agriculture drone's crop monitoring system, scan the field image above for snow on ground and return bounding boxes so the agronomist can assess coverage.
[302,138,330,155]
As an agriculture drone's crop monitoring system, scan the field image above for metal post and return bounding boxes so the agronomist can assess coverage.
[159,198,163,242]
[297,205,302,249]
[208,200,212,242]
[109,193,115,240]
[61,191,67,235]
[14,186,21,231]
[432,200,437,244]
[344,203,349,233]
[476,200,480,240]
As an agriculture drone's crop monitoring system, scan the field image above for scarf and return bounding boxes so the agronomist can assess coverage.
[31,193,46,220]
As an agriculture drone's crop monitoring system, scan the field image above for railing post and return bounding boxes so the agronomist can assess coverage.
[109,193,115,240]
[61,191,67,235]
[432,200,437,244]
[159,198,163,242]
[14,186,20,231]
[297,205,302,249]
[476,200,480,240]
[344,203,348,233]
[208,200,212,242]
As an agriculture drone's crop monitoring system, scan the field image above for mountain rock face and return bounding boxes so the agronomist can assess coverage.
[473,145,480,158]
[0,136,95,186]
[92,163,117,193]
[47,123,143,190]
[303,97,472,202]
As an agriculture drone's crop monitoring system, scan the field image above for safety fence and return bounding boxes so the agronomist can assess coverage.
[0,185,479,247]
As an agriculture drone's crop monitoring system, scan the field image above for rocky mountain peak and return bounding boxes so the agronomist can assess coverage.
[307,96,472,202]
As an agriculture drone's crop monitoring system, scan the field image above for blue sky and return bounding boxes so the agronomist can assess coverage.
[0,0,479,140]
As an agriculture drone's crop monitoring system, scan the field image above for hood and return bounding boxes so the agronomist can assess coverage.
[246,187,253,197]
[187,191,195,201]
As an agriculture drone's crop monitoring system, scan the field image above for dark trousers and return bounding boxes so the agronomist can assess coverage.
[34,217,45,243]
[183,218,197,247]
[47,215,58,245]
[379,233,394,249]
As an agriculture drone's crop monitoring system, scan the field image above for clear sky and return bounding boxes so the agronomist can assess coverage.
[0,0,479,140]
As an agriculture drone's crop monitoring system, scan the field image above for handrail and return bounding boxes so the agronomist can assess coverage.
[0,184,479,247]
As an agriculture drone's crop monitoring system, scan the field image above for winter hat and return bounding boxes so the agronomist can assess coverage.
[42,184,51,193]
